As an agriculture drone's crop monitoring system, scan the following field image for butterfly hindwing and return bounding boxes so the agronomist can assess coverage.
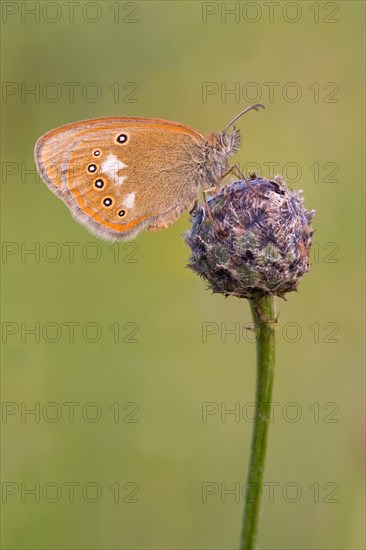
[35,117,206,240]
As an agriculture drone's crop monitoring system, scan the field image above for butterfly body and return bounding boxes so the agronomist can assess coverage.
[35,107,263,240]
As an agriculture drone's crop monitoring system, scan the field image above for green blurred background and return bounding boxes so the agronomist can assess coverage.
[1,1,365,548]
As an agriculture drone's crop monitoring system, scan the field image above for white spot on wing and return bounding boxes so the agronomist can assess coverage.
[123,192,135,209]
[101,153,127,185]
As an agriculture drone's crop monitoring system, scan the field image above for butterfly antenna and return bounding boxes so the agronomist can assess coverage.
[222,104,265,134]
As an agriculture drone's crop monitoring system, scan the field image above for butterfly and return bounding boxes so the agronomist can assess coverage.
[34,104,264,241]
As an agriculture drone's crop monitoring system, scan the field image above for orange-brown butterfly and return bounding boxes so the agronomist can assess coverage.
[34,104,264,241]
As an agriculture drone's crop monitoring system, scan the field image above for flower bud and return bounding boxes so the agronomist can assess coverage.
[185,175,315,299]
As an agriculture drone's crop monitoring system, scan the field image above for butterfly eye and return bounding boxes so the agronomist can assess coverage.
[88,164,97,173]
[118,210,126,217]
[103,198,113,207]
[93,150,101,157]
[95,179,104,189]
[116,134,128,144]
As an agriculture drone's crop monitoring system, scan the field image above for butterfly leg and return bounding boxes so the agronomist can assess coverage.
[202,187,221,230]
[221,163,247,182]
[189,200,198,215]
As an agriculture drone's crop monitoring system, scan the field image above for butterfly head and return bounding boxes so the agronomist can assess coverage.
[203,104,264,187]
[217,126,241,157]
[203,127,240,187]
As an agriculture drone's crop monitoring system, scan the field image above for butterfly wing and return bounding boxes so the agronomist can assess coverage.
[35,117,207,240]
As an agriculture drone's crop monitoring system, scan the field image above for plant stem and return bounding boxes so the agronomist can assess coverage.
[240,295,277,550]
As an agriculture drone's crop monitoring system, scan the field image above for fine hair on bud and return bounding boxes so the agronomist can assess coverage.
[185,175,315,299]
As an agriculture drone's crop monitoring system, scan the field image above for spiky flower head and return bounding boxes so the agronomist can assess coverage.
[185,175,315,299]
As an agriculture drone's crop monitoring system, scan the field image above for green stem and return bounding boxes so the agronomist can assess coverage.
[240,295,277,550]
